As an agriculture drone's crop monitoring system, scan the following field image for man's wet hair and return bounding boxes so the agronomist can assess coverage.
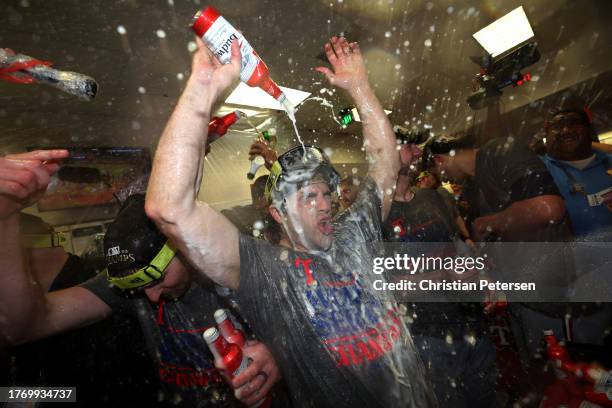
[548,108,591,127]
[422,133,476,169]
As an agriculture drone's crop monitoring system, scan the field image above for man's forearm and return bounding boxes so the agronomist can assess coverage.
[488,195,565,239]
[349,84,399,216]
[0,215,46,345]
[147,78,216,224]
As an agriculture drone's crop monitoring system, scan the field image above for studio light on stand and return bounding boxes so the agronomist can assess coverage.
[467,6,540,110]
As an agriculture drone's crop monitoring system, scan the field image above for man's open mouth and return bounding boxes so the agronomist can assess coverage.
[318,217,333,235]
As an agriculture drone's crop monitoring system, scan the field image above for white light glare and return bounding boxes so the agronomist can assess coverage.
[473,6,534,59]
[225,82,311,111]
[350,107,392,122]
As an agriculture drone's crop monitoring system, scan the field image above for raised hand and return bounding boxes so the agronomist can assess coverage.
[248,140,277,170]
[0,149,69,219]
[315,36,368,93]
[189,36,242,101]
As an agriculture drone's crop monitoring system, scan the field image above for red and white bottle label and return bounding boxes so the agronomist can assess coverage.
[201,17,258,84]
[231,355,250,378]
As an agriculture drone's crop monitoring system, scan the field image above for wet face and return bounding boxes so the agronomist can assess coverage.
[339,180,358,210]
[545,112,592,160]
[275,182,333,251]
[143,257,191,303]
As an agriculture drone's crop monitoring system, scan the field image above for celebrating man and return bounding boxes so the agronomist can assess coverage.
[146,36,436,407]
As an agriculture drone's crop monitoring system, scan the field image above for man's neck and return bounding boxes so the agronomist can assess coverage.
[551,148,594,162]
[279,236,308,252]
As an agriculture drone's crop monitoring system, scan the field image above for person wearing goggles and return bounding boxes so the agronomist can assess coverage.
[1,188,282,408]
[146,36,435,407]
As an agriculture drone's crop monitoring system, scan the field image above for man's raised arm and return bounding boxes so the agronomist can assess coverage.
[0,150,111,346]
[145,38,242,289]
[316,36,400,221]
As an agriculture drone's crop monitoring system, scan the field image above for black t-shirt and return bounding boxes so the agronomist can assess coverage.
[382,190,485,338]
[235,178,436,408]
[81,275,239,408]
[468,138,574,300]
[383,188,456,243]
[469,137,570,242]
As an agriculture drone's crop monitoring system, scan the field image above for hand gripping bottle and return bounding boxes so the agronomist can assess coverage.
[203,327,272,408]
[208,110,242,144]
[247,128,277,179]
[215,309,246,347]
[204,327,248,380]
[191,7,295,118]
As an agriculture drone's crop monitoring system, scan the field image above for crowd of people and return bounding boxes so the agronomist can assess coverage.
[1,33,611,408]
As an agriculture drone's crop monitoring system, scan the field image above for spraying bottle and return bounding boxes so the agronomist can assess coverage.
[191,6,294,118]
[208,110,242,143]
[0,49,98,101]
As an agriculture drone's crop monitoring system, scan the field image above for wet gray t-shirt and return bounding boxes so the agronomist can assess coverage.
[235,178,436,408]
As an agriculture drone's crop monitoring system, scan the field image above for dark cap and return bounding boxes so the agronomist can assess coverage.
[104,194,166,277]
[426,134,475,155]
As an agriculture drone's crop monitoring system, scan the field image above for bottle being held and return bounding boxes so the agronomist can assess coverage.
[214,309,246,348]
[247,156,266,180]
[0,48,98,100]
[203,327,272,408]
[204,327,249,380]
[191,7,295,119]
[543,330,571,370]
[208,110,242,144]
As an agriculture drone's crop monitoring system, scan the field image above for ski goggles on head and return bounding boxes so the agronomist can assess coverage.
[415,171,431,182]
[106,241,177,290]
[264,145,339,202]
[22,231,69,249]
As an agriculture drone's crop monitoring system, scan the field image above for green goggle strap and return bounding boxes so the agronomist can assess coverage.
[264,161,283,202]
[106,241,177,290]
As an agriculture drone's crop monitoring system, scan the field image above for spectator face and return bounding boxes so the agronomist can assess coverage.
[545,112,592,160]
[143,257,191,303]
[280,182,333,251]
[339,180,358,209]
[431,154,463,181]
[399,144,422,169]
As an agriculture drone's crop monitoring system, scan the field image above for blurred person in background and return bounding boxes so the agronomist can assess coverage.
[541,107,612,239]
